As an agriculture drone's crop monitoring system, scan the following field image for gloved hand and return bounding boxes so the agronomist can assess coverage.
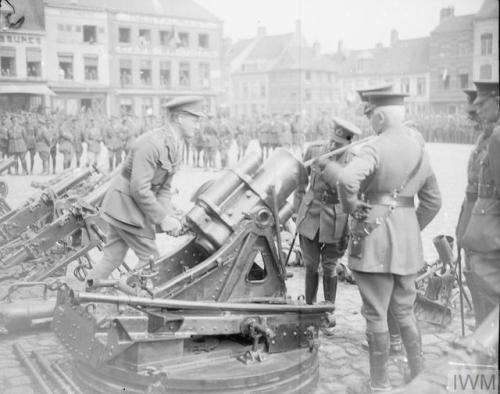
[352,201,372,220]
[315,156,331,171]
[160,215,183,235]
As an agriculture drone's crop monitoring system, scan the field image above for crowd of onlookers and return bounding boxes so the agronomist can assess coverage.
[0,107,479,175]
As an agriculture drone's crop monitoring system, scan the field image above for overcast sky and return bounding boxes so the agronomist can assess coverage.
[196,0,484,51]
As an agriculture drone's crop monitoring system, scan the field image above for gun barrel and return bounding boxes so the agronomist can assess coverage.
[71,290,335,314]
[0,157,15,173]
[51,166,95,197]
[433,235,454,266]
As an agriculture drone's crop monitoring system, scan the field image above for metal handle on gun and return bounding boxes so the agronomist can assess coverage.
[303,136,376,168]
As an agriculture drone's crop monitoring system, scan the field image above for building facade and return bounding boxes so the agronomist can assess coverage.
[473,0,498,81]
[0,0,52,111]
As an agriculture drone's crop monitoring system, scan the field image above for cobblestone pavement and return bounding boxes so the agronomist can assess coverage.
[0,143,481,394]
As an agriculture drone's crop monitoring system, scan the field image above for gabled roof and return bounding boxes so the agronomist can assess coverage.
[3,0,45,31]
[245,33,295,61]
[431,14,474,34]
[273,46,338,72]
[337,37,430,76]
[45,0,220,22]
[226,38,254,62]
[475,0,499,20]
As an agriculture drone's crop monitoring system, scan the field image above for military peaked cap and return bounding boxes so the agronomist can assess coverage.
[363,92,409,115]
[331,116,362,144]
[356,84,394,102]
[473,81,499,105]
[163,96,206,117]
[463,89,478,104]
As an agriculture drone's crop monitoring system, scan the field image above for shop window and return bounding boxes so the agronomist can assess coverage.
[160,61,171,88]
[26,47,41,77]
[480,33,493,55]
[178,32,189,48]
[0,46,16,77]
[58,53,73,80]
[83,25,97,43]
[119,27,131,44]
[179,62,190,86]
[84,56,98,80]
[479,64,492,80]
[198,33,209,49]
[198,62,210,88]
[417,77,426,96]
[139,29,151,47]
[140,60,152,85]
[119,59,132,85]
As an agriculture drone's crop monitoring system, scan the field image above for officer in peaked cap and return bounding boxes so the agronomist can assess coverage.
[356,84,394,109]
[323,91,441,390]
[87,96,205,284]
[462,80,500,323]
[294,116,361,336]
[455,87,487,328]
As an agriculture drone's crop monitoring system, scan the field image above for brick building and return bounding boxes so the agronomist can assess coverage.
[0,0,52,111]
[429,7,474,114]
[473,0,498,81]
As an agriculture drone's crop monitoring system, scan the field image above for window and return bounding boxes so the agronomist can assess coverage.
[439,68,450,90]
[138,29,151,47]
[26,47,41,77]
[178,32,189,48]
[400,78,410,94]
[160,61,171,87]
[458,41,469,56]
[118,27,131,44]
[140,59,152,85]
[57,24,64,31]
[84,56,98,80]
[260,84,266,98]
[242,82,248,98]
[83,25,97,43]
[198,33,209,49]
[120,98,133,115]
[119,59,132,85]
[458,72,469,89]
[198,62,210,88]
[58,53,73,80]
[305,89,311,101]
[0,47,16,76]
[417,77,426,96]
[142,97,153,117]
[305,71,311,81]
[159,30,170,46]
[179,62,190,86]
[480,33,493,55]
[479,64,492,79]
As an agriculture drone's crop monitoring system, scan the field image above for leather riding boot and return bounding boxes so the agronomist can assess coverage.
[305,269,319,305]
[323,275,338,304]
[400,323,423,380]
[464,271,486,328]
[387,312,402,354]
[366,331,392,392]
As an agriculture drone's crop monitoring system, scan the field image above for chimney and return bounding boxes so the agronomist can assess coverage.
[257,25,267,38]
[390,29,399,46]
[337,40,344,53]
[313,41,321,57]
[440,6,455,22]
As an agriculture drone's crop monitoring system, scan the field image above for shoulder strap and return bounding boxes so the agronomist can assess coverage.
[394,147,424,196]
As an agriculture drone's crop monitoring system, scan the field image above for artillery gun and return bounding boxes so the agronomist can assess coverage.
[0,166,98,247]
[53,149,335,393]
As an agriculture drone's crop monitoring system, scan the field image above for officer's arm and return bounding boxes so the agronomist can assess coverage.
[129,142,169,225]
[416,157,441,230]
[337,145,378,214]
[488,128,500,190]
[293,146,312,212]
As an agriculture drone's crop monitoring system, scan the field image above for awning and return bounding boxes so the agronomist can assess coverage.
[0,84,56,96]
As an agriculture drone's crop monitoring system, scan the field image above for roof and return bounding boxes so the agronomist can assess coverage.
[475,0,499,20]
[226,38,254,62]
[2,0,45,31]
[45,0,220,22]
[432,14,474,34]
[245,33,295,61]
[337,37,429,76]
[273,46,338,72]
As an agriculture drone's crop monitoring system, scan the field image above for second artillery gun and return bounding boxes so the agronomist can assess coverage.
[53,149,335,393]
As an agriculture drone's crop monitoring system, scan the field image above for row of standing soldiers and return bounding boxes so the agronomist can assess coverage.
[0,112,142,174]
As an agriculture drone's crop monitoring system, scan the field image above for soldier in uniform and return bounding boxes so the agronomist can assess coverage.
[323,93,441,391]
[462,81,500,322]
[86,96,205,282]
[72,118,85,168]
[294,117,361,335]
[7,115,28,175]
[58,118,74,170]
[86,118,103,166]
[35,117,52,175]
[0,115,9,160]
[290,113,304,156]
[24,114,37,174]
[455,88,487,327]
[216,114,233,168]
[48,117,58,173]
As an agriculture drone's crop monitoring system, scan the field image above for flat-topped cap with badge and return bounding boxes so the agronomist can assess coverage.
[331,116,362,144]
[163,96,206,117]
[362,92,409,116]
[463,88,478,104]
[473,81,499,105]
[356,84,394,103]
